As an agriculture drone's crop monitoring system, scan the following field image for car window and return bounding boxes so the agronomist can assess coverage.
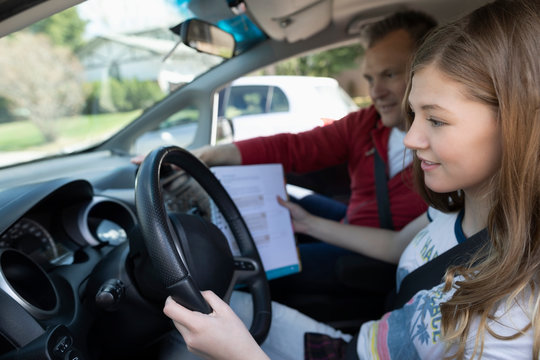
[133,106,200,155]
[0,1,228,167]
[268,87,289,113]
[226,85,268,117]
[133,40,362,151]
[158,106,199,130]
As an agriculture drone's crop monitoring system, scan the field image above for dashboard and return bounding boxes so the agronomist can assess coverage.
[0,171,147,358]
[0,153,224,360]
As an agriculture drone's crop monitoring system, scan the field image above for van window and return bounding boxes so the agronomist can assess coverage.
[268,86,289,113]
[224,85,290,118]
[225,85,267,117]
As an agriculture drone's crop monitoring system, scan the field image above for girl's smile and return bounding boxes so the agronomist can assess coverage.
[418,156,439,171]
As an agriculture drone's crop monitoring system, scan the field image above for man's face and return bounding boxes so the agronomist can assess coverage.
[363,29,415,129]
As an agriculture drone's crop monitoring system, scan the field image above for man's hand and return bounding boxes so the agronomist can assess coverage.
[130,154,146,165]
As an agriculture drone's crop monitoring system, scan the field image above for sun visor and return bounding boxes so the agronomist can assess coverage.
[244,0,332,42]
[187,0,236,23]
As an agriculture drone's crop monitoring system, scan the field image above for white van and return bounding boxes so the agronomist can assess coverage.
[218,75,359,140]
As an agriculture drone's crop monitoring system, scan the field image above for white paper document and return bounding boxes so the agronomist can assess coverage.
[210,164,301,280]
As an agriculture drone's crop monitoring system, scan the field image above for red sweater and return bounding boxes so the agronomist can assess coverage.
[234,105,427,230]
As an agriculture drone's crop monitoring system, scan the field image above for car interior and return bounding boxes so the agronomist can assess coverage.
[0,0,494,359]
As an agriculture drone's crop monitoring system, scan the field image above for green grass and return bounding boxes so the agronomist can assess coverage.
[0,121,45,150]
[59,110,140,140]
[0,110,141,151]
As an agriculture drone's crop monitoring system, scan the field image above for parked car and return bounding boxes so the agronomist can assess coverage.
[218,75,358,140]
[0,0,493,359]
[134,75,358,154]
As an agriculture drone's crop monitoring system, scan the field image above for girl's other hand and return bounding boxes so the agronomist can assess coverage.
[277,196,316,235]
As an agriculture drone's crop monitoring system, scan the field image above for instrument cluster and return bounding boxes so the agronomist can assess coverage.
[0,190,137,270]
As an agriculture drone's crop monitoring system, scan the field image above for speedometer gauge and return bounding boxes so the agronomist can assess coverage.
[0,218,58,264]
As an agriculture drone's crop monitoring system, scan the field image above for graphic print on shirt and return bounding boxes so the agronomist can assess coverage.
[359,284,453,360]
[409,287,445,346]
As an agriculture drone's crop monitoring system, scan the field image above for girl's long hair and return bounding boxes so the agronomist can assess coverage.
[403,0,540,357]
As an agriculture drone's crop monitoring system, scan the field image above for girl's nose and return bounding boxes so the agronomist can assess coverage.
[403,117,427,150]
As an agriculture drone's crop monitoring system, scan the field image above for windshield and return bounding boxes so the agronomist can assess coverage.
[0,0,236,168]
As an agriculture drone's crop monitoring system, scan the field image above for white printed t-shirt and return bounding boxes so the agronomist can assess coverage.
[356,208,534,359]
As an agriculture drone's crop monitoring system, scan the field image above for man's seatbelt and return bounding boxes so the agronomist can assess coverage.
[391,228,489,309]
[335,148,397,290]
[373,148,394,230]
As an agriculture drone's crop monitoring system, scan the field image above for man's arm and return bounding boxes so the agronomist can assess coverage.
[191,143,242,166]
[131,143,242,167]
[278,197,428,264]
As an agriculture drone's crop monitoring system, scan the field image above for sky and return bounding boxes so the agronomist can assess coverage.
[77,0,191,37]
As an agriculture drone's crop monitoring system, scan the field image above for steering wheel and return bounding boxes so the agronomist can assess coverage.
[134,145,271,344]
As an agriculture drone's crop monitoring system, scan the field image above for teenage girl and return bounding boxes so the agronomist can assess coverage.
[163,0,540,358]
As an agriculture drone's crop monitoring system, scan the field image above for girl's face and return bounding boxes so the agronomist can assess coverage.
[404,64,502,197]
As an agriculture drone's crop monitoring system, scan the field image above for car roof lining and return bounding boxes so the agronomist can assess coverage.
[242,0,493,43]
[244,0,333,42]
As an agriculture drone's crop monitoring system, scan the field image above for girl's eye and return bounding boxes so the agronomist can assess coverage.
[427,117,445,127]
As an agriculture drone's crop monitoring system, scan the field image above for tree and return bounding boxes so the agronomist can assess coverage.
[273,43,364,77]
[0,33,85,142]
[30,8,87,51]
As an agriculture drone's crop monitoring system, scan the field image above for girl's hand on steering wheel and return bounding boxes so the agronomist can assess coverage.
[163,291,269,360]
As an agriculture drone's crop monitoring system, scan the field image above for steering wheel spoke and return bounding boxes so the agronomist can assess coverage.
[232,256,261,283]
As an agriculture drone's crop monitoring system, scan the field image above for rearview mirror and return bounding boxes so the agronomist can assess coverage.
[170,19,236,59]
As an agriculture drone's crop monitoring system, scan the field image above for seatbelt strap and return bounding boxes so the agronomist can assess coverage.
[374,148,394,230]
[392,228,489,309]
